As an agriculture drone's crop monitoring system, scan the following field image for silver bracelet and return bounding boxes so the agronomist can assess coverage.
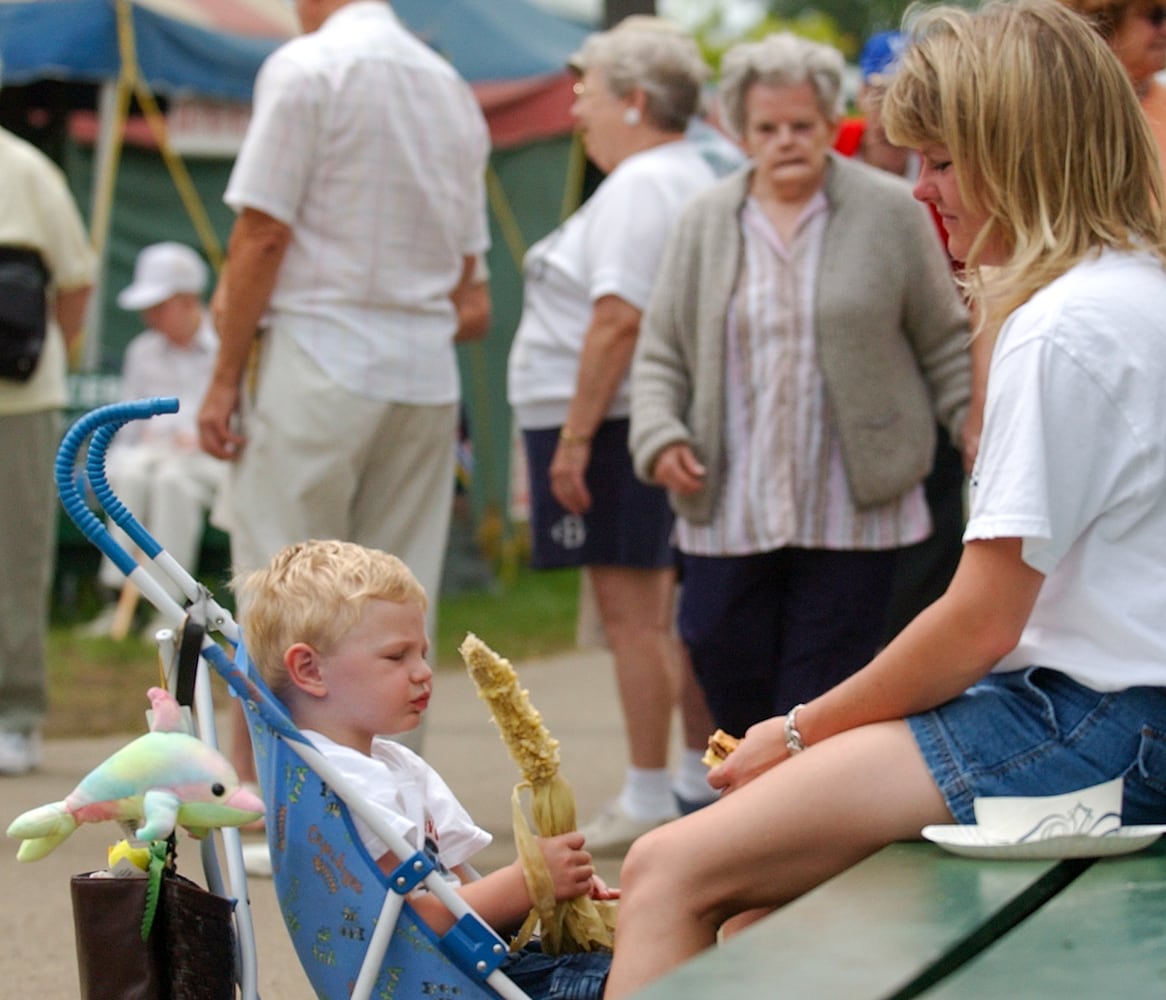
[784,703,807,754]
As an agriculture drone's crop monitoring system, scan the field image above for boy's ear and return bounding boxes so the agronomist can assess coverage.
[284,642,327,697]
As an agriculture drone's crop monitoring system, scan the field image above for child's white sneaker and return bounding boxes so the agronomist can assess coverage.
[0,730,41,776]
[241,841,273,878]
[579,798,677,856]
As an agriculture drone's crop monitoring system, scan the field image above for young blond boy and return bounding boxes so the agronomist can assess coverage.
[235,539,614,999]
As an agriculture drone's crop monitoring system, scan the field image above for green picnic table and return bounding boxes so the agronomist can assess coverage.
[629,838,1166,998]
[929,839,1166,997]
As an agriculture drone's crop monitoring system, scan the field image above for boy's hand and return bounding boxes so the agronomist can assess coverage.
[589,874,620,900]
[537,831,596,902]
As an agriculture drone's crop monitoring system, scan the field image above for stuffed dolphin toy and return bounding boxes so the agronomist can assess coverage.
[7,687,265,862]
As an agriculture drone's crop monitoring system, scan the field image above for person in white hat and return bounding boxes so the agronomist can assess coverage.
[81,242,228,639]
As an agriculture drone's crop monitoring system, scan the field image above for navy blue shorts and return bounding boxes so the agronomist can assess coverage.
[909,667,1166,825]
[678,547,896,735]
[523,419,673,570]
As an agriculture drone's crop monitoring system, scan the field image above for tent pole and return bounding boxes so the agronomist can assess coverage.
[560,131,587,222]
[132,81,224,273]
[80,80,130,372]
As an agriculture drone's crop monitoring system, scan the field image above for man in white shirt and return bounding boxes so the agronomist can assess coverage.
[200,2,489,795]
[198,0,490,620]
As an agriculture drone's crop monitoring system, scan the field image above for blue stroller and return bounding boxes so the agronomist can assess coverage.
[58,398,533,1000]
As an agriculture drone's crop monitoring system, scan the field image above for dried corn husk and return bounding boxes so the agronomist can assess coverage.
[460,632,616,954]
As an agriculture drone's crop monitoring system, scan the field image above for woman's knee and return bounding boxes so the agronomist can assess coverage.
[620,821,690,897]
[620,813,728,907]
[620,817,747,935]
[591,569,675,632]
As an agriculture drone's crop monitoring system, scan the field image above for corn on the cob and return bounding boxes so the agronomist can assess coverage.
[461,631,560,785]
[460,632,616,954]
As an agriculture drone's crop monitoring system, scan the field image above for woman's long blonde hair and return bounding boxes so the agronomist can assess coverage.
[883,0,1166,335]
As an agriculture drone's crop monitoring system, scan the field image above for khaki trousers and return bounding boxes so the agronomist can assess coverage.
[221,332,457,621]
[0,409,58,731]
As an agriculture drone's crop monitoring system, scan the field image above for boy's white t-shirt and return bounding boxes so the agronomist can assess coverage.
[965,249,1166,691]
[303,730,491,875]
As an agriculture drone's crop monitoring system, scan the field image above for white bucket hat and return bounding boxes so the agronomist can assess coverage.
[117,242,208,311]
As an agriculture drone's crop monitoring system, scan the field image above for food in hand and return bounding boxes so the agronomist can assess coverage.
[701,729,740,768]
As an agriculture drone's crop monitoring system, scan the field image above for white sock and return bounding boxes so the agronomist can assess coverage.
[618,766,676,821]
[672,748,719,805]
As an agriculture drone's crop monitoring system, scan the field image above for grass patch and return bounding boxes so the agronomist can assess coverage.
[45,566,582,739]
[434,566,580,667]
[45,632,174,739]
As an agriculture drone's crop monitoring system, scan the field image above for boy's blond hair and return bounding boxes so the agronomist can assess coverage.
[233,540,428,697]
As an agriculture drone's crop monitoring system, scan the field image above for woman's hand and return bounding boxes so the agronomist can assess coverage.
[651,442,706,495]
[708,716,789,794]
[550,439,592,514]
[537,831,598,902]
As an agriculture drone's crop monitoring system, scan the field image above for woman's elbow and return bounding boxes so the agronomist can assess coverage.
[945,538,1043,664]
[977,620,1025,665]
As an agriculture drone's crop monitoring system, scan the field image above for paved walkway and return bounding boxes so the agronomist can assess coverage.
[1,646,646,998]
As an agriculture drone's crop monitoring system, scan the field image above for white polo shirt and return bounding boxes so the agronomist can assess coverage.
[225,1,490,404]
[303,730,491,875]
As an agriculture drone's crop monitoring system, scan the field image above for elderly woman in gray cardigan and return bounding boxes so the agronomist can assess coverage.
[629,32,971,740]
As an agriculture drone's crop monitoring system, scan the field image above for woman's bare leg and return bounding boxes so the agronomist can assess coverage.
[603,720,952,998]
[589,564,680,773]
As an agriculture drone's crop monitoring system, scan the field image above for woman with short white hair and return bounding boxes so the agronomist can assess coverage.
[507,18,719,853]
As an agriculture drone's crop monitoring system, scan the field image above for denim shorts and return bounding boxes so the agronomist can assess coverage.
[500,943,611,1000]
[908,667,1166,825]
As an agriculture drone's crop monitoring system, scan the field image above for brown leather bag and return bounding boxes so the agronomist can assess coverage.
[70,868,236,1000]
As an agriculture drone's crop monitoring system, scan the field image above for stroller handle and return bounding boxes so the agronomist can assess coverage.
[56,396,180,576]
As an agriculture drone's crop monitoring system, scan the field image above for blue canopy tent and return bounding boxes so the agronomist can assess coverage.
[0,0,294,101]
[0,0,591,286]
[0,0,591,95]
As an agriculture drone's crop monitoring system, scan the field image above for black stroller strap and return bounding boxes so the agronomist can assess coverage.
[175,615,204,710]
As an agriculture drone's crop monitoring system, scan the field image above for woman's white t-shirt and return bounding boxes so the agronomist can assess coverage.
[966,249,1166,691]
[508,141,716,430]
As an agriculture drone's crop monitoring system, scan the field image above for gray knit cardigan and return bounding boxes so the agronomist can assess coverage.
[630,153,971,525]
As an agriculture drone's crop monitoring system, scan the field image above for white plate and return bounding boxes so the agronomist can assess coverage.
[921,824,1166,860]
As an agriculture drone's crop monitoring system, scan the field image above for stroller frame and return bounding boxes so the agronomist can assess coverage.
[58,397,532,1000]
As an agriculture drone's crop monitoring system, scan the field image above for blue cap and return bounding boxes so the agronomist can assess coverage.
[859,30,905,83]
